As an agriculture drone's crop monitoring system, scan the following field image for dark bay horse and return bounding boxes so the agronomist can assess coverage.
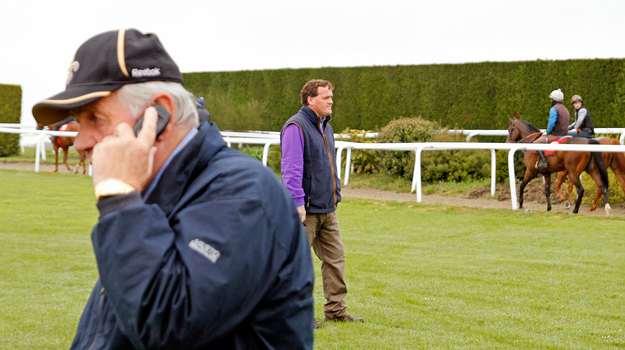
[556,137,625,211]
[36,121,86,174]
[506,117,610,215]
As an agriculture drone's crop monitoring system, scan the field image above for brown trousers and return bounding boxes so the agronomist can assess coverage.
[303,211,349,318]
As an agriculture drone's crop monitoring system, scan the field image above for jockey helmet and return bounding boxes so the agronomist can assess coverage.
[549,89,564,102]
[571,95,583,104]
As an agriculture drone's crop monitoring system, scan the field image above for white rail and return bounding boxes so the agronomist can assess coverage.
[337,141,625,210]
[4,125,625,212]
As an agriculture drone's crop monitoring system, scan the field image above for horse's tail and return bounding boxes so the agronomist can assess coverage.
[589,139,609,186]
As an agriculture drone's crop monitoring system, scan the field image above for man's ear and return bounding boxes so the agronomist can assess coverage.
[151,93,175,141]
[152,93,175,120]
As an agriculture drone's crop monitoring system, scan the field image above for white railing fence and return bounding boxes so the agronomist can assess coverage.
[4,124,625,211]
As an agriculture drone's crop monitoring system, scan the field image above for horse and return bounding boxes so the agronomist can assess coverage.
[556,137,625,211]
[36,121,86,174]
[506,117,610,215]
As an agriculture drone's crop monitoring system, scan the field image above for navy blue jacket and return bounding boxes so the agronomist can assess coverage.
[71,122,314,349]
[281,106,341,214]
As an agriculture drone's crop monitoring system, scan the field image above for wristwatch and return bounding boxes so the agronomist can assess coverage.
[94,179,137,200]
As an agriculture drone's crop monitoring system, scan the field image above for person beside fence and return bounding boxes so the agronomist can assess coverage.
[281,79,364,329]
[32,28,314,349]
[534,88,570,169]
[568,95,594,138]
[196,97,211,124]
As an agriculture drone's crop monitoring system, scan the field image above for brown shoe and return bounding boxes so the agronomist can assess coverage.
[325,314,364,323]
[314,319,324,329]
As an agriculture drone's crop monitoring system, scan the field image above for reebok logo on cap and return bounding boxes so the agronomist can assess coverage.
[33,28,183,126]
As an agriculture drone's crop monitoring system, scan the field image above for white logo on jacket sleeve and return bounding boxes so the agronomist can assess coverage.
[189,239,221,263]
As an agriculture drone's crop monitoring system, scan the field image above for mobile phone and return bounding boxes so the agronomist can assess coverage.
[133,104,170,139]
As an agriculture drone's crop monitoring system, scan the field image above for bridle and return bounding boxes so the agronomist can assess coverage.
[507,119,542,143]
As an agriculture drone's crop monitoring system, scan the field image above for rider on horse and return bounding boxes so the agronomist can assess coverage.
[568,94,595,138]
[51,116,76,144]
[534,88,570,169]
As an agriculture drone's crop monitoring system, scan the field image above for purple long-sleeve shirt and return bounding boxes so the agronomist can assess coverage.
[281,119,326,207]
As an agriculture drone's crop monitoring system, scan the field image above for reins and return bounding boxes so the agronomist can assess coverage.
[523,132,542,143]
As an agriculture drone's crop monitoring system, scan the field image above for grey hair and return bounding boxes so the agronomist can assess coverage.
[115,81,199,128]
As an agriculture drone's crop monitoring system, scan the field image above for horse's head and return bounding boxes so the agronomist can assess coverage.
[507,117,540,143]
[506,118,520,143]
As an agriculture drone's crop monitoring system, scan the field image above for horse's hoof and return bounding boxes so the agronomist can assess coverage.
[605,204,612,217]
[563,201,571,209]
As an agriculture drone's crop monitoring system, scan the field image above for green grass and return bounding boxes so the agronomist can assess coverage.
[314,201,625,349]
[1,169,624,349]
[0,169,97,349]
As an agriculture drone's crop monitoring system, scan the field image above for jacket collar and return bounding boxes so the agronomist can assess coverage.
[144,122,226,215]
[300,105,332,129]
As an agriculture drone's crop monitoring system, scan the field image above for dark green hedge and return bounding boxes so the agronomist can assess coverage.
[183,58,625,132]
[0,84,21,156]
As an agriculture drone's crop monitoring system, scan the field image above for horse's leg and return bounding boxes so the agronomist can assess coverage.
[81,152,86,175]
[591,185,602,211]
[567,180,575,209]
[610,152,625,200]
[586,165,611,216]
[568,171,584,214]
[543,173,552,211]
[53,144,59,172]
[590,150,614,211]
[555,170,570,208]
[63,147,70,171]
[519,155,539,210]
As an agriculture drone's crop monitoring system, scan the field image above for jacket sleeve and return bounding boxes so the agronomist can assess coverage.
[281,123,306,207]
[92,194,290,348]
[546,107,558,134]
[571,108,588,130]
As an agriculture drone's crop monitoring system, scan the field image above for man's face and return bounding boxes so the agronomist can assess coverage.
[73,93,137,164]
[307,86,333,117]
[572,101,582,109]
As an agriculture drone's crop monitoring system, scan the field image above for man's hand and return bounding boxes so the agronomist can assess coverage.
[91,107,159,192]
[297,206,306,223]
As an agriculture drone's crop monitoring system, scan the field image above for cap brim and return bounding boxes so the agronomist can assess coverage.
[32,84,122,126]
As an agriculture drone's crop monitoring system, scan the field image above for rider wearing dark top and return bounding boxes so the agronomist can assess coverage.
[568,95,594,138]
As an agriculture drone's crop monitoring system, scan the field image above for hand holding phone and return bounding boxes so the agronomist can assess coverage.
[133,104,170,139]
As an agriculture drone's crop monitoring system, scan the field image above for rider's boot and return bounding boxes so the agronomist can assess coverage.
[535,151,548,169]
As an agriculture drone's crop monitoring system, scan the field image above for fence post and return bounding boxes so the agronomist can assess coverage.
[507,146,522,210]
[413,147,425,202]
[490,149,497,197]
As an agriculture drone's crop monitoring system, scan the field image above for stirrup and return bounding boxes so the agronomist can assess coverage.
[535,161,548,169]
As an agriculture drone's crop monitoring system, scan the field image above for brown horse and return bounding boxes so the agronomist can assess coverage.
[506,117,610,215]
[36,121,86,174]
[556,137,625,211]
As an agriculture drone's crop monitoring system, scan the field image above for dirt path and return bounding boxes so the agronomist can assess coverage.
[342,184,625,217]
[2,160,622,217]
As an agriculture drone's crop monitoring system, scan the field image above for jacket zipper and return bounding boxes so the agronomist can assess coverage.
[88,287,106,350]
[319,119,338,209]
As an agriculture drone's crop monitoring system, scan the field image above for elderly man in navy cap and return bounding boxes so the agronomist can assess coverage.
[33,29,314,350]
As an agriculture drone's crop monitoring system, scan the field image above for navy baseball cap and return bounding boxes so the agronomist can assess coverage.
[33,29,183,125]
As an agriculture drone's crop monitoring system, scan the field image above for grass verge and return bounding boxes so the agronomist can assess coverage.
[0,169,624,349]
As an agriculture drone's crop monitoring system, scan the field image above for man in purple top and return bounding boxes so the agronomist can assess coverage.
[281,79,364,329]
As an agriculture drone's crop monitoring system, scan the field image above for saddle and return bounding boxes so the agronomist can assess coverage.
[532,137,569,156]
[52,123,71,149]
